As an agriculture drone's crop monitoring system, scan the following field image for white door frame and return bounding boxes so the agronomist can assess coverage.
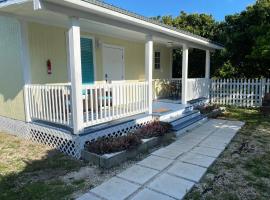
[102,43,125,81]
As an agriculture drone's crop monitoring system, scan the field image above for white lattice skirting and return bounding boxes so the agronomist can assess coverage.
[0,115,153,159]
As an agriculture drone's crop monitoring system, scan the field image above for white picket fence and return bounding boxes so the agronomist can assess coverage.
[211,78,270,107]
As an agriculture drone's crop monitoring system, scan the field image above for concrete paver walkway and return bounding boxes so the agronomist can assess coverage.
[78,119,244,200]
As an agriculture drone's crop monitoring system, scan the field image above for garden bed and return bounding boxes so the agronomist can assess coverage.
[198,104,224,118]
[82,122,174,168]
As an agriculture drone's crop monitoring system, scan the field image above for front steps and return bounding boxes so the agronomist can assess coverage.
[160,109,207,136]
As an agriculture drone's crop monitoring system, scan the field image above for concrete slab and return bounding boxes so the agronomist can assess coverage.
[211,131,236,141]
[165,142,196,152]
[148,173,194,200]
[76,193,101,200]
[90,177,140,200]
[225,120,245,127]
[79,119,243,200]
[137,155,173,171]
[131,188,175,200]
[117,165,159,185]
[151,148,184,160]
[200,137,228,150]
[191,146,222,158]
[178,152,216,168]
[168,161,207,182]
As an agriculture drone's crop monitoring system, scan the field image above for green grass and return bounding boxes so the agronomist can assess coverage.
[0,132,86,200]
[185,107,270,200]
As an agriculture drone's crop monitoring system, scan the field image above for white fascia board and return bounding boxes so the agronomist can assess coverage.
[48,0,223,50]
[0,0,31,8]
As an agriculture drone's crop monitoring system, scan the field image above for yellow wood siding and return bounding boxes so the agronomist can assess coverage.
[28,22,172,83]
[0,16,25,121]
[28,23,69,84]
[153,44,172,79]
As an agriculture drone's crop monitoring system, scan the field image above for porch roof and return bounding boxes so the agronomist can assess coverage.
[0,0,224,51]
[81,0,223,48]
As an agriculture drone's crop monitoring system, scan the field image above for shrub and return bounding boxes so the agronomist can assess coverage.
[134,121,171,139]
[85,134,141,155]
[198,104,220,114]
[85,121,171,155]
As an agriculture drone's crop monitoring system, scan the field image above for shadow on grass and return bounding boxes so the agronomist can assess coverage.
[0,149,85,200]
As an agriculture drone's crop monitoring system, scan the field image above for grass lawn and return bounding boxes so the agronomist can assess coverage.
[0,133,89,200]
[185,107,270,200]
[0,132,146,200]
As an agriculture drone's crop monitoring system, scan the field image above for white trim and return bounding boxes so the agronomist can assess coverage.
[33,0,43,10]
[182,44,189,105]
[169,48,173,79]
[19,19,32,122]
[0,0,29,8]
[145,35,153,114]
[102,43,125,81]
[205,50,210,79]
[68,17,84,134]
[80,34,97,82]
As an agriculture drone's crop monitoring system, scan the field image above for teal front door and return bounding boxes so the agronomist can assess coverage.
[80,37,94,84]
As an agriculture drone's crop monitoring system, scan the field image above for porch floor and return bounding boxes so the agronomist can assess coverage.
[153,100,184,114]
[33,100,191,134]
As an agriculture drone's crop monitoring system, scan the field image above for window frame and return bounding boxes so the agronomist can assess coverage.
[154,51,161,70]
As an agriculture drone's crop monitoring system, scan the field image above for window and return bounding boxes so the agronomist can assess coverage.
[154,51,161,70]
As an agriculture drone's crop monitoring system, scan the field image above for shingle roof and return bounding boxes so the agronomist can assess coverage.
[82,0,223,47]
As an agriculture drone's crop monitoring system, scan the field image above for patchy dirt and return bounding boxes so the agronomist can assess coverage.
[185,108,270,200]
[66,153,148,199]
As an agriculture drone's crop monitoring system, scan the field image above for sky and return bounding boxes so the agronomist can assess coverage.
[104,0,256,21]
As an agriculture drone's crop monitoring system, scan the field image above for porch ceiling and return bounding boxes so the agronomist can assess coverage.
[0,1,180,47]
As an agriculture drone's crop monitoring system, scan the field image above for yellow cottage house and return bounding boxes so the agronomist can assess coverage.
[0,0,223,158]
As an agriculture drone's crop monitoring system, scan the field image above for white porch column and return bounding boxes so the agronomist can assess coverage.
[205,50,211,99]
[181,44,189,105]
[145,35,153,115]
[205,50,210,79]
[19,20,32,123]
[68,17,84,134]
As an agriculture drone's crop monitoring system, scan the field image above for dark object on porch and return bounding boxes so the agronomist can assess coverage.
[260,93,270,116]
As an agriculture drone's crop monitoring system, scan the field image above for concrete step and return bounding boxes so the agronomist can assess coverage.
[172,114,207,132]
[163,110,201,127]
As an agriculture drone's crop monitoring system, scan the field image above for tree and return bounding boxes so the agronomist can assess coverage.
[159,0,270,78]
[160,12,219,78]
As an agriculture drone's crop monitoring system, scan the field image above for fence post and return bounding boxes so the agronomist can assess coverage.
[260,78,266,106]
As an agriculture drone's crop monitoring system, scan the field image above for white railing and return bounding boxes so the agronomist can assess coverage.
[211,78,270,107]
[82,81,149,126]
[153,78,181,100]
[25,84,72,127]
[187,78,210,101]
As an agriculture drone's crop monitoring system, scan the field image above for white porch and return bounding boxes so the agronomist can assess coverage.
[2,0,220,134]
